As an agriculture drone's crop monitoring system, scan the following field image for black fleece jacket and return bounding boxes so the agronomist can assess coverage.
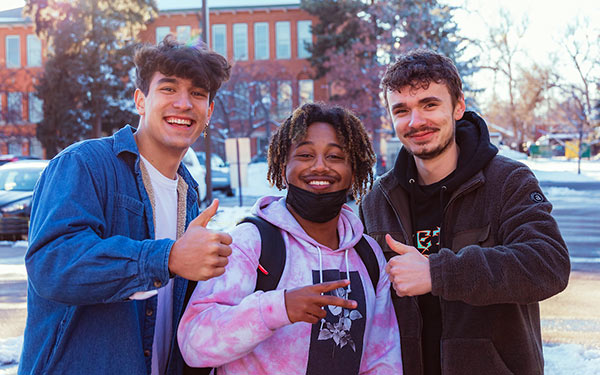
[360,111,570,375]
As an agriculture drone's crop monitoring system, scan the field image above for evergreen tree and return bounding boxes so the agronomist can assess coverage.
[302,0,477,168]
[26,0,156,157]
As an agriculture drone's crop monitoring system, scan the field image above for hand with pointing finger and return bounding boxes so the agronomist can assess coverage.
[384,234,432,297]
[284,279,358,324]
[169,199,233,281]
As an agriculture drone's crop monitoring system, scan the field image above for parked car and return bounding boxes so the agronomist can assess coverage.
[0,154,40,166]
[0,160,49,240]
[182,148,207,202]
[195,151,233,196]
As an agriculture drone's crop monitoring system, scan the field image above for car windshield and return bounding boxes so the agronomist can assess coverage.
[0,168,44,191]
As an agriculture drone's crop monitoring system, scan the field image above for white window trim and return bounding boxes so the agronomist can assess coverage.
[254,22,269,60]
[6,35,21,68]
[275,21,291,60]
[233,23,248,61]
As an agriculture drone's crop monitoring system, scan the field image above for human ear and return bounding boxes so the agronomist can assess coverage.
[134,89,146,116]
[454,94,466,121]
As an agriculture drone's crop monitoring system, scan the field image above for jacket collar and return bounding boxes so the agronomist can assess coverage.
[112,125,139,157]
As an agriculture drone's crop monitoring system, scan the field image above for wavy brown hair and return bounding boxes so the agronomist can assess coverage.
[382,48,462,108]
[134,36,231,103]
[267,102,376,201]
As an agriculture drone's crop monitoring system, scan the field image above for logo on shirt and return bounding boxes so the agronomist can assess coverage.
[416,227,440,255]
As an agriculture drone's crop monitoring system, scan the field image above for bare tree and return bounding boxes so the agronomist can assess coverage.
[553,18,599,173]
[481,9,530,150]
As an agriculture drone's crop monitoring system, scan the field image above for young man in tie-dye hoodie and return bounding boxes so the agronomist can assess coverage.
[178,103,402,374]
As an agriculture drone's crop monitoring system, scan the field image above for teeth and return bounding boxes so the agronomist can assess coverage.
[166,117,192,126]
[309,180,330,186]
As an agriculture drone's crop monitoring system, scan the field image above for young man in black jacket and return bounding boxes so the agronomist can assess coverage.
[360,49,570,375]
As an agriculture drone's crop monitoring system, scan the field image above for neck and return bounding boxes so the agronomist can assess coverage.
[287,204,340,250]
[134,129,184,180]
[414,143,460,185]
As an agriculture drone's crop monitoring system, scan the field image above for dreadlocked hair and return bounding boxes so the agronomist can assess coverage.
[267,102,376,202]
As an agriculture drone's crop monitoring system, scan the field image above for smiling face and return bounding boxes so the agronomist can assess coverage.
[388,82,465,161]
[134,72,213,158]
[285,122,352,194]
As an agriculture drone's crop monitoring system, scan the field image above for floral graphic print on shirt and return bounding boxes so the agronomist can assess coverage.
[306,270,366,375]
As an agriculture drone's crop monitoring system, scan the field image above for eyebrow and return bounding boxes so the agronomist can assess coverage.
[156,77,178,85]
[295,140,344,150]
[390,96,442,111]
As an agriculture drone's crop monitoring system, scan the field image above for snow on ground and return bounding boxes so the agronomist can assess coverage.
[1,153,600,373]
[498,146,600,183]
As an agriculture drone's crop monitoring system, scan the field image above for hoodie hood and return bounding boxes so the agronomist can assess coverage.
[393,111,498,193]
[251,195,364,252]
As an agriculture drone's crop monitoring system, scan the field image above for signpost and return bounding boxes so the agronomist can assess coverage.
[225,138,251,206]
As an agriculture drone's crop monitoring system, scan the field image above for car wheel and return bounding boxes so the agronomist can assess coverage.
[225,187,234,197]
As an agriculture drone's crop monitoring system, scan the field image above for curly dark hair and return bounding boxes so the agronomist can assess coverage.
[267,102,376,201]
[134,36,231,103]
[382,49,462,108]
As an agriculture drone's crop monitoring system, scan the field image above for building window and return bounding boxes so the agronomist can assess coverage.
[155,27,171,44]
[212,24,227,58]
[176,26,192,43]
[297,21,312,58]
[299,79,314,105]
[254,22,269,60]
[0,94,4,124]
[30,137,43,158]
[277,81,292,119]
[7,92,22,123]
[6,36,20,68]
[8,142,21,155]
[231,82,250,119]
[27,35,42,67]
[233,23,248,61]
[28,93,43,123]
[275,21,291,59]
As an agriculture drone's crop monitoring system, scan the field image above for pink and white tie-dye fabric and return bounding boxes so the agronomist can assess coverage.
[178,196,403,374]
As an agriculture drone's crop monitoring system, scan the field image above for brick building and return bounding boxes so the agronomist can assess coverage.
[0,0,323,157]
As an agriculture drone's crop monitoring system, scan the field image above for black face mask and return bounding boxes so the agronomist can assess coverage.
[285,183,348,223]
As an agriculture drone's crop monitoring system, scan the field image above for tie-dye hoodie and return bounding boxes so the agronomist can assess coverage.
[178,196,403,374]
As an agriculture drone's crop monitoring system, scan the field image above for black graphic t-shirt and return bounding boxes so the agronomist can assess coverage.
[412,181,446,375]
[305,270,367,375]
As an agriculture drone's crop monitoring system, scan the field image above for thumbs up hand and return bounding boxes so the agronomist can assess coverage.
[384,234,431,297]
[169,199,233,281]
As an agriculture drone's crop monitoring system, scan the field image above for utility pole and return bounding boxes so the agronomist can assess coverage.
[202,0,213,203]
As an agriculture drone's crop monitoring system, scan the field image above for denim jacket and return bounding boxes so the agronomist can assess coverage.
[19,126,200,374]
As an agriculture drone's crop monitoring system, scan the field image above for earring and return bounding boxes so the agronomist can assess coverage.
[203,123,209,138]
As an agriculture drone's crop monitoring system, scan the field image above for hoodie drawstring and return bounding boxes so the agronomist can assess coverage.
[344,249,351,294]
[317,245,352,330]
[408,178,417,244]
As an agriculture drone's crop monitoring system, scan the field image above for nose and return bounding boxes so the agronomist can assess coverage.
[310,155,328,172]
[173,91,193,110]
[409,110,425,128]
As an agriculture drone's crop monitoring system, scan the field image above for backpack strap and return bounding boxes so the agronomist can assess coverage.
[354,236,380,291]
[238,216,286,292]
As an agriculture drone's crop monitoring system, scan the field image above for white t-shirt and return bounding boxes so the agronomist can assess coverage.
[140,155,179,375]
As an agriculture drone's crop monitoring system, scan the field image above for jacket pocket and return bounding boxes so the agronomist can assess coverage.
[113,193,145,236]
[116,193,144,216]
[441,338,513,375]
[451,224,492,252]
[44,307,76,373]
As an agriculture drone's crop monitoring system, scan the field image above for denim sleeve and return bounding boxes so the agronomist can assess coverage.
[25,150,173,305]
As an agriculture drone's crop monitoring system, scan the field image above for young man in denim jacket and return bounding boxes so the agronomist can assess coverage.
[19,37,231,375]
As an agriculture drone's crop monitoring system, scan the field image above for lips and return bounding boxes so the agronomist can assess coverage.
[165,116,195,127]
[405,126,438,142]
[303,176,337,190]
